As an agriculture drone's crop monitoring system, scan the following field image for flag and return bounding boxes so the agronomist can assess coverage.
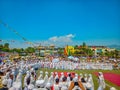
[64,48,68,56]
[67,49,71,56]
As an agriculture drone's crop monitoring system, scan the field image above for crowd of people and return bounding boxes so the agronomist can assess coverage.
[39,61,113,70]
[0,58,117,90]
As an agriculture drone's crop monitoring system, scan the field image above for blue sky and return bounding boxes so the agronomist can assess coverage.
[0,0,120,48]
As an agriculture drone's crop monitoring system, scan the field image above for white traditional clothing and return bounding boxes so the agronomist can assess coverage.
[48,75,54,85]
[84,74,87,82]
[36,80,45,88]
[24,73,30,87]
[60,72,64,82]
[30,75,35,85]
[28,84,34,90]
[13,81,22,90]
[7,77,12,88]
[97,73,105,90]
[44,72,49,86]
[45,82,52,90]
[16,72,22,82]
[38,74,43,80]
[54,84,60,90]
[87,74,94,90]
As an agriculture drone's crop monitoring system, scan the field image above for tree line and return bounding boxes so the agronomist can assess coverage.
[0,43,120,59]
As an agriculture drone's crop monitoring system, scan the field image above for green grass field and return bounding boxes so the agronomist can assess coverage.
[28,68,120,90]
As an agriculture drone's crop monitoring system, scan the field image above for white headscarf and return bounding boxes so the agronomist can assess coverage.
[28,84,34,90]
[110,87,116,90]
[2,79,8,85]
[36,80,45,88]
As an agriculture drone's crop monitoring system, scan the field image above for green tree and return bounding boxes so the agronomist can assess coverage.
[0,44,3,50]
[57,47,64,56]
[104,50,111,59]
[25,47,35,53]
[74,49,81,56]
[2,43,10,52]
[74,45,78,49]
[82,42,86,48]
[114,50,119,60]
[86,48,94,57]
[4,43,9,48]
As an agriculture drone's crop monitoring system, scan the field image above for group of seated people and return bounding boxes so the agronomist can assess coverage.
[0,67,117,90]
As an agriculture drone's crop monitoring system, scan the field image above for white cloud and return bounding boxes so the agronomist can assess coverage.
[49,36,58,42]
[49,34,75,42]
[66,34,75,38]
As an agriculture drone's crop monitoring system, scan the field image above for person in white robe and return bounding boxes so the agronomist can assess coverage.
[38,71,43,80]
[67,76,73,88]
[11,69,16,82]
[36,79,46,89]
[67,72,70,82]
[7,75,12,88]
[5,72,10,79]
[16,70,22,82]
[30,68,36,85]
[75,73,78,78]
[84,74,88,82]
[60,72,64,82]
[54,73,59,82]
[48,72,54,85]
[45,82,52,90]
[54,78,60,90]
[12,70,22,90]
[87,74,94,90]
[59,76,68,90]
[24,71,31,89]
[44,71,49,86]
[28,84,35,90]
[30,73,35,85]
[97,72,106,90]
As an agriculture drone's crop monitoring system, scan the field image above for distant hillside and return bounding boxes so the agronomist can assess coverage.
[107,45,120,50]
